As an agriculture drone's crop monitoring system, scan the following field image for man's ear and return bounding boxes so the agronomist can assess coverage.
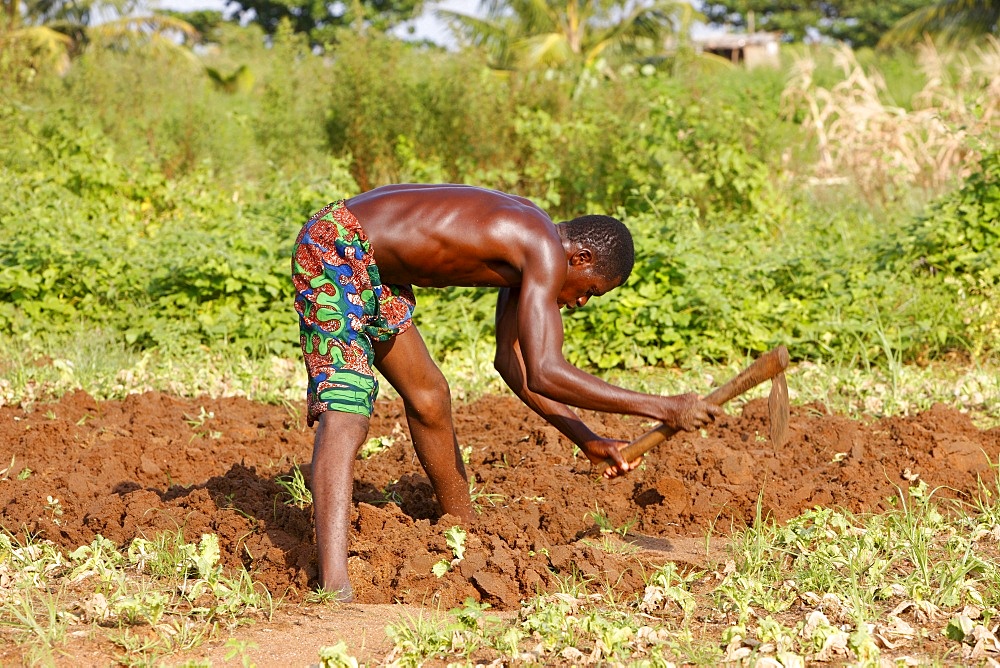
[569,248,593,267]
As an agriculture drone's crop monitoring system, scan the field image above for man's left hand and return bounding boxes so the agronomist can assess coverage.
[580,437,642,479]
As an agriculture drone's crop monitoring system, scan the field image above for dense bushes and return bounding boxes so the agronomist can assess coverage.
[0,102,357,355]
[881,150,1000,285]
[1,32,997,370]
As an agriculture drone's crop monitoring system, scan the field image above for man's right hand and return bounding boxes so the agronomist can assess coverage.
[659,393,723,432]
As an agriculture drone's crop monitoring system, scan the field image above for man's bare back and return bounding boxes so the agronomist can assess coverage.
[346,184,559,290]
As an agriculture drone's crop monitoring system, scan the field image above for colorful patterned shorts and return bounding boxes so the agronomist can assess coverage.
[292,201,415,424]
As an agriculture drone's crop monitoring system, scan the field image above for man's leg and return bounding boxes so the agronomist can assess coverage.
[373,326,474,522]
[311,409,369,600]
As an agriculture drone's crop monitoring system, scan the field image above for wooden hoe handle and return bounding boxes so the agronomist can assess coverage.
[609,346,790,467]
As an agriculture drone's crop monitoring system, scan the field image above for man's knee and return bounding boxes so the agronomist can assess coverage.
[404,372,452,425]
[314,411,370,454]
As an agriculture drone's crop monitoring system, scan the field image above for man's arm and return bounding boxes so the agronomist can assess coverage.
[510,237,717,430]
[494,288,636,476]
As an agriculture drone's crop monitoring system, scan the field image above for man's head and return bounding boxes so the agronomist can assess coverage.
[558,215,635,284]
[556,215,635,310]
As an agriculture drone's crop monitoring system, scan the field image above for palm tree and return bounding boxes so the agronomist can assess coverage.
[88,14,199,55]
[437,0,697,71]
[2,0,199,77]
[880,0,1000,47]
[2,0,75,75]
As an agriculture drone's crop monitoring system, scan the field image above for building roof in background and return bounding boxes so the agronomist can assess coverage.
[693,31,780,50]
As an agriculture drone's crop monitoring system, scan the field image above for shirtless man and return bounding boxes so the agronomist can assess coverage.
[291,184,721,600]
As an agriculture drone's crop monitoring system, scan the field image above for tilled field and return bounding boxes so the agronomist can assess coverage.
[1,390,997,610]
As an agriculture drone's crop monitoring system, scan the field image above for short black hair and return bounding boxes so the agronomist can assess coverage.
[559,215,635,284]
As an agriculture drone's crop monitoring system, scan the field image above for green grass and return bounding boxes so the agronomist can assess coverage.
[3,331,999,429]
[0,332,304,412]
[275,464,313,509]
[0,529,274,665]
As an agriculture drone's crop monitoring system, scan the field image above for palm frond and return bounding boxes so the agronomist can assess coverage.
[1,24,72,73]
[880,0,1000,47]
[513,31,572,68]
[444,0,695,71]
[435,8,520,68]
[89,14,200,45]
[483,0,554,32]
[435,8,506,48]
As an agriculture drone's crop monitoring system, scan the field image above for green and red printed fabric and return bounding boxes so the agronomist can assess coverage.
[292,201,415,424]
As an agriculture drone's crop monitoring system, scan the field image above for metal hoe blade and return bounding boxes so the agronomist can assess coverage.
[768,371,789,447]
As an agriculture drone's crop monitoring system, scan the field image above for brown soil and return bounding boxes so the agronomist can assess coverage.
[1,390,998,614]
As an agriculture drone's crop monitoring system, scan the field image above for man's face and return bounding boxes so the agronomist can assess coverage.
[557,267,620,311]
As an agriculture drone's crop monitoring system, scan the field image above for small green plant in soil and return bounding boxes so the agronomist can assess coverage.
[469,474,504,513]
[432,525,467,577]
[359,435,394,459]
[584,503,637,537]
[224,638,260,668]
[0,528,274,664]
[306,587,350,605]
[275,464,313,508]
[317,641,359,667]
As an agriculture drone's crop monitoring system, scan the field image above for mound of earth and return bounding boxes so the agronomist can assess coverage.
[1,390,997,609]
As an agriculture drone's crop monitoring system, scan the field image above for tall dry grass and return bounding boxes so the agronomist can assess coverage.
[782,38,1000,202]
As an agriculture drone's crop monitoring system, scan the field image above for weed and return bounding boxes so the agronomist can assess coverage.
[0,530,66,588]
[165,618,216,652]
[432,525,467,577]
[184,406,214,428]
[451,597,493,631]
[385,611,457,666]
[640,562,698,617]
[183,407,222,440]
[69,534,124,581]
[359,435,394,459]
[371,481,403,506]
[107,630,156,665]
[584,503,636,537]
[224,638,259,668]
[44,495,64,524]
[128,531,219,580]
[581,534,642,555]
[469,474,504,513]
[196,566,274,621]
[275,464,313,508]
[305,587,347,605]
[0,586,69,663]
[317,641,358,668]
[113,590,169,626]
[669,628,725,665]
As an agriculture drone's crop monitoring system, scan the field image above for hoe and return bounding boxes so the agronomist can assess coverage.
[601,345,790,472]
